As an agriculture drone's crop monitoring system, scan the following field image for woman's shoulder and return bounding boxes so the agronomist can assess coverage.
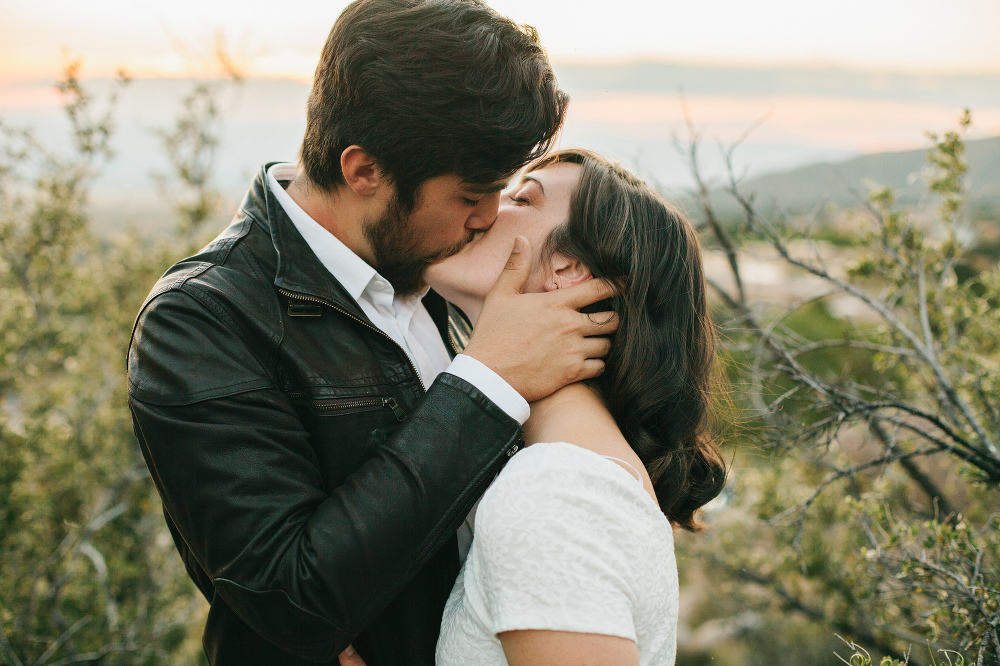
[489,441,654,498]
[477,441,670,540]
[467,441,678,644]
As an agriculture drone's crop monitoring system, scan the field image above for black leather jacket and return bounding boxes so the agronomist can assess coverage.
[127,165,522,665]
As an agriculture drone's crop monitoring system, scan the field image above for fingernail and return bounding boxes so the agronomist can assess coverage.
[344,646,356,656]
[512,237,524,254]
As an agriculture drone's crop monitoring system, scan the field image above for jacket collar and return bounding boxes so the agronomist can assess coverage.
[242,163,370,321]
[241,164,456,341]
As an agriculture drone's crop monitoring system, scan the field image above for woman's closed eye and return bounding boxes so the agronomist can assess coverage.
[507,177,544,206]
[506,188,533,205]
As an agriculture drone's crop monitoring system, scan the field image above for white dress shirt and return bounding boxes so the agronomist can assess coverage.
[267,164,529,423]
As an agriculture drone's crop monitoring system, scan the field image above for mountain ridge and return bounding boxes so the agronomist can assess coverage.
[729,135,1000,215]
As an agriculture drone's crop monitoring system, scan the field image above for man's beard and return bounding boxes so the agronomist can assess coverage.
[364,194,473,298]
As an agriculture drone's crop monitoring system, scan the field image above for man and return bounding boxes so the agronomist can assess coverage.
[127,1,616,664]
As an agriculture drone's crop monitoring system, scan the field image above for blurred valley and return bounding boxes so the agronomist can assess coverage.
[1,60,998,236]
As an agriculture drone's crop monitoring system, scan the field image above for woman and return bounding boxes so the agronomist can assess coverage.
[429,149,727,666]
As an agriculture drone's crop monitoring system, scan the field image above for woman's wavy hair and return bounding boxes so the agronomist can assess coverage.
[528,149,727,531]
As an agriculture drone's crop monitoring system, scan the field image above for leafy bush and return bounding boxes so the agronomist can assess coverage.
[0,62,227,666]
[676,112,999,665]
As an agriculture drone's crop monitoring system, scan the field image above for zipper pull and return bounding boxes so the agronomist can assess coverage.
[288,302,322,317]
[384,397,407,422]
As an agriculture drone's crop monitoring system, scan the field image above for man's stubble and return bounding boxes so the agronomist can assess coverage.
[364,193,473,298]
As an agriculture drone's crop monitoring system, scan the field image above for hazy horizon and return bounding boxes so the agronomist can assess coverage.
[2,58,996,234]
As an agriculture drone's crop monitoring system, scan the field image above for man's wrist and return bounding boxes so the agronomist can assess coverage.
[444,354,530,425]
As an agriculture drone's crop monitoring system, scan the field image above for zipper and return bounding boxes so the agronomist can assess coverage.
[445,304,471,357]
[447,322,461,357]
[288,392,407,422]
[279,287,425,392]
[282,287,513,561]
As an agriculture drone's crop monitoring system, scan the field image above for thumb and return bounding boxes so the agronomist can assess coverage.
[495,235,532,294]
[338,646,367,666]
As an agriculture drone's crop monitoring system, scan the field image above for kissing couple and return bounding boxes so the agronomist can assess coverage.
[127,1,727,664]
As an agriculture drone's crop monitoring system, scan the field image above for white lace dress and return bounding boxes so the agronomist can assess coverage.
[435,441,678,666]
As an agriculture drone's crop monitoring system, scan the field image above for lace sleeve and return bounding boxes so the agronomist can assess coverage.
[470,442,644,641]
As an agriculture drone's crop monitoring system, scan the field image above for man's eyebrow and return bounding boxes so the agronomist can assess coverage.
[463,180,509,194]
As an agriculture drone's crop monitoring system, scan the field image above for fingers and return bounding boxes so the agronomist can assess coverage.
[579,311,619,336]
[338,646,367,666]
[576,358,607,381]
[581,336,613,359]
[558,277,617,309]
[492,236,533,295]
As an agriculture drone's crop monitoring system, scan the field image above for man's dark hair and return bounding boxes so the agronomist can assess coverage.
[301,0,569,209]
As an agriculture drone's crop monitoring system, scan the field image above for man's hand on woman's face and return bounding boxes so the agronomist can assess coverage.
[462,236,618,404]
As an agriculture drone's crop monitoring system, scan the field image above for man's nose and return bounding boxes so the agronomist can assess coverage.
[466,192,501,231]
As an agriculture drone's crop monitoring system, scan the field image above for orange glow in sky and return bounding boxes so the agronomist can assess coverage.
[1,0,998,83]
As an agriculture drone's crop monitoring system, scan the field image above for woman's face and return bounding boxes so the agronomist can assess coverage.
[425,162,583,321]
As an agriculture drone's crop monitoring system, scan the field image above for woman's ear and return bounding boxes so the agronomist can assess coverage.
[544,253,592,291]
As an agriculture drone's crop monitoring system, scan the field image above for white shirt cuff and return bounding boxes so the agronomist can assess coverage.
[445,354,530,425]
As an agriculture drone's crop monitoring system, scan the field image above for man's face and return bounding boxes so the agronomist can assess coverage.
[364,173,504,297]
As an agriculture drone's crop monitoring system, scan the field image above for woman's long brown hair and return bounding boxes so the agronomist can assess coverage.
[529,149,727,530]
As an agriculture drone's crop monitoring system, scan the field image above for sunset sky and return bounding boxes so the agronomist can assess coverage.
[2,0,996,206]
[1,0,998,82]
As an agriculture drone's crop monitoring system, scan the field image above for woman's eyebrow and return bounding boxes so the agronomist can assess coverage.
[522,175,545,196]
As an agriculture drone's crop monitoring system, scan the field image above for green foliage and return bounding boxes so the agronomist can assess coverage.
[0,63,214,666]
[679,112,999,666]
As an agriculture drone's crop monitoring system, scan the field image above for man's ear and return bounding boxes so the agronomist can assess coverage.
[340,145,382,197]
[544,253,592,291]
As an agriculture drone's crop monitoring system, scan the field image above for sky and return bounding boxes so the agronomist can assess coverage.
[1,0,996,212]
[1,0,998,82]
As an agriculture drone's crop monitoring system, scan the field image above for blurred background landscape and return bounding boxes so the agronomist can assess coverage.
[3,0,1000,233]
[1,1,998,664]
[4,62,1000,234]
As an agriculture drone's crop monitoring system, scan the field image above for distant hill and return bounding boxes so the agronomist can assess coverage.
[693,135,1000,219]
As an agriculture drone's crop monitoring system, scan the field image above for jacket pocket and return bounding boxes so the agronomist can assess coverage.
[288,393,406,421]
[287,392,409,493]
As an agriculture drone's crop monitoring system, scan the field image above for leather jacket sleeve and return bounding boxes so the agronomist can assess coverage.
[127,290,521,662]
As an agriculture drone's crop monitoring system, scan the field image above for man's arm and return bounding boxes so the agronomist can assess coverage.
[129,290,521,662]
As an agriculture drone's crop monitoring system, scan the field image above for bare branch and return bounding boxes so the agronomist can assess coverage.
[34,617,89,666]
[676,92,747,308]
[750,224,998,460]
[790,338,920,360]
[722,559,928,664]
